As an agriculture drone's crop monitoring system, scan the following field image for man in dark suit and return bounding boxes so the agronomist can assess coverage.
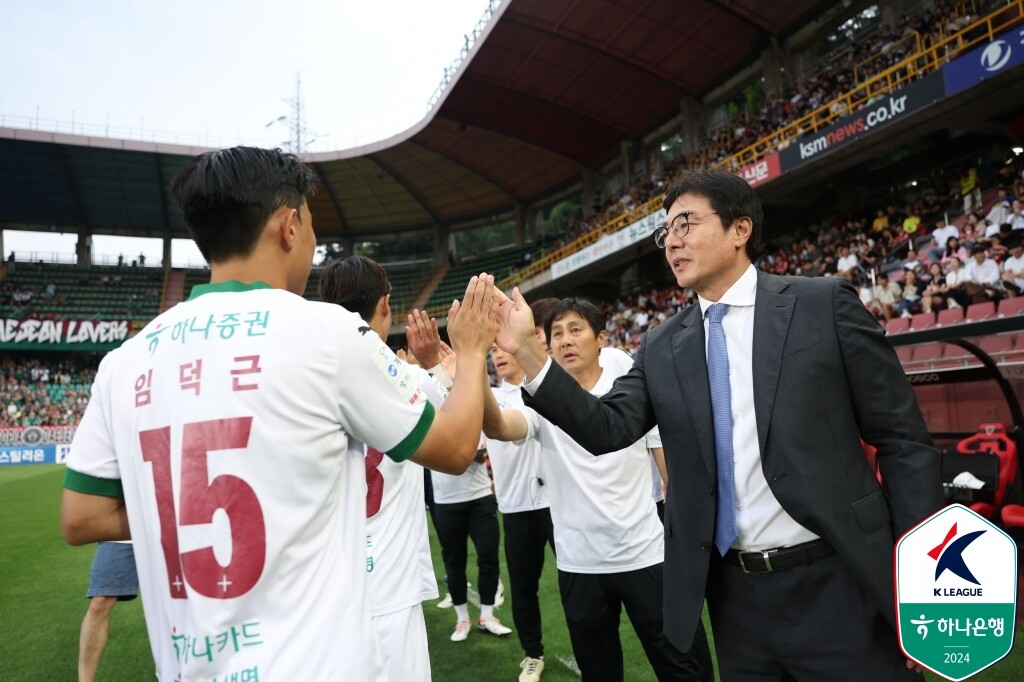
[493,169,944,681]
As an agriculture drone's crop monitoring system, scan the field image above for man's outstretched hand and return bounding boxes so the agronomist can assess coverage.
[447,274,500,358]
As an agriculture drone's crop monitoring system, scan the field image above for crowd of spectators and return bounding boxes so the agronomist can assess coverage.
[548,0,995,250]
[600,160,1024,351]
[1,356,96,428]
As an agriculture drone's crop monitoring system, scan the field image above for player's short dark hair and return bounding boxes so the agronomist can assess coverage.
[170,146,317,263]
[529,297,559,331]
[544,297,605,343]
[662,168,764,260]
[318,256,392,321]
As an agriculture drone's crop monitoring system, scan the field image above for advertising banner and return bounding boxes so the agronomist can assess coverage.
[943,26,1024,96]
[737,152,781,188]
[0,426,75,465]
[550,208,666,280]
[779,72,947,171]
[0,318,130,350]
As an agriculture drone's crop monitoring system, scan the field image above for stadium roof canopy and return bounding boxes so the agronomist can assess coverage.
[0,0,832,243]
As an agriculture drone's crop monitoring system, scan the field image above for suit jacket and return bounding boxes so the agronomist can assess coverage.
[526,271,944,652]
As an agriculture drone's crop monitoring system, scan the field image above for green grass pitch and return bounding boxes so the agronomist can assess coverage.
[1,465,1020,680]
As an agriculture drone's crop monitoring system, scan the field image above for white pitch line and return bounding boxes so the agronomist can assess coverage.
[556,654,582,676]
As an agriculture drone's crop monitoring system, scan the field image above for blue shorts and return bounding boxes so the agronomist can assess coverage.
[86,542,139,601]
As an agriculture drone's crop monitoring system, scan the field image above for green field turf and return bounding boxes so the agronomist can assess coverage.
[1,464,1021,680]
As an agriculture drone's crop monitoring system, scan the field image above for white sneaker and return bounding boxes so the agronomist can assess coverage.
[450,619,471,642]
[436,593,453,608]
[519,656,544,682]
[478,615,512,636]
[494,578,505,607]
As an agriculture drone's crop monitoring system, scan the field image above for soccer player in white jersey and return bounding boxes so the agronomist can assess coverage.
[318,255,454,681]
[60,146,501,682]
[486,342,554,682]
[483,298,712,681]
[595,345,668,522]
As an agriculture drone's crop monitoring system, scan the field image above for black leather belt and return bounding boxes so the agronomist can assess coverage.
[724,539,835,574]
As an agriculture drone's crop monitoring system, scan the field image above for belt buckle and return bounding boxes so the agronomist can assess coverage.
[738,550,774,574]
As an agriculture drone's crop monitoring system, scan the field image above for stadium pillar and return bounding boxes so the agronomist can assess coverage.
[680,98,701,158]
[434,224,451,267]
[514,204,525,247]
[162,232,172,269]
[0,230,4,266]
[582,169,597,217]
[76,228,92,267]
[342,237,356,258]
[879,0,904,33]
[620,140,633,184]
[762,39,784,99]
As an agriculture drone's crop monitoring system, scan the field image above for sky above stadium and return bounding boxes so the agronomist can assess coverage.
[1,0,493,264]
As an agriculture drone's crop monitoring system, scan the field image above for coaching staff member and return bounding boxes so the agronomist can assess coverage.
[493,169,943,681]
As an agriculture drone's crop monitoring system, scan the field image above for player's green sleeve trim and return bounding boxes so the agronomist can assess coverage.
[387,401,435,462]
[64,469,124,498]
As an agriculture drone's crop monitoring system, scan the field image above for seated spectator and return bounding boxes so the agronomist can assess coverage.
[902,249,923,273]
[985,188,1012,226]
[871,209,888,233]
[898,268,925,318]
[940,236,969,269]
[928,224,959,261]
[963,245,1005,303]
[868,272,902,321]
[1002,242,1024,297]
[944,256,968,308]
[921,262,949,313]
[1011,200,1024,231]
[835,243,861,281]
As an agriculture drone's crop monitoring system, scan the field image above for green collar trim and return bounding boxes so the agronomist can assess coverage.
[187,280,274,301]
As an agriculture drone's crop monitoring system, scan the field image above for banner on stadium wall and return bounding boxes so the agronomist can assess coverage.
[738,152,782,188]
[0,318,129,350]
[551,208,667,280]
[943,26,1024,96]
[778,71,947,171]
[0,426,76,466]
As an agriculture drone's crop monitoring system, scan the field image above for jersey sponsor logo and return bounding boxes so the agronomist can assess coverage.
[370,342,423,405]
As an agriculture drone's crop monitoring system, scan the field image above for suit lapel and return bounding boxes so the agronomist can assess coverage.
[752,272,795,460]
[671,304,716,477]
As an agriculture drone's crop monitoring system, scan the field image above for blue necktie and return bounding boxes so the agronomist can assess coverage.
[707,303,737,555]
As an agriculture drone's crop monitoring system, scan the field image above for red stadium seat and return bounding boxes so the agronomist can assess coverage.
[910,312,936,330]
[964,301,995,322]
[913,343,943,367]
[956,424,1017,520]
[936,307,965,326]
[886,317,910,335]
[977,334,1014,360]
[998,297,1024,317]
[895,346,914,364]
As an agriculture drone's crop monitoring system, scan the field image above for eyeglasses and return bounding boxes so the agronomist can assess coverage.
[653,212,719,248]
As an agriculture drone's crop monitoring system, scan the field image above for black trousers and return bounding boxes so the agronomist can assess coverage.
[432,494,501,606]
[558,564,712,682]
[706,552,922,682]
[503,507,556,658]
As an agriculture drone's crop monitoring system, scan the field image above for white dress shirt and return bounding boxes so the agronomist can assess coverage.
[964,258,1001,287]
[696,265,819,551]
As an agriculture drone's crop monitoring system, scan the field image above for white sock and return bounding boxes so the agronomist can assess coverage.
[454,603,469,622]
[480,604,493,620]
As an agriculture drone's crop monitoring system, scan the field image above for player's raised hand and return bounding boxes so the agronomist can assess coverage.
[494,286,537,355]
[447,274,499,356]
[406,309,441,367]
[438,340,457,379]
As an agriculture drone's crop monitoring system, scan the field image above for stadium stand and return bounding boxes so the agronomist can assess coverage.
[0,263,162,322]
[1,355,96,427]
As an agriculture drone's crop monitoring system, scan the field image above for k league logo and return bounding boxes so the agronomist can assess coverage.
[896,504,1017,680]
[930,522,984,590]
[979,40,1012,72]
